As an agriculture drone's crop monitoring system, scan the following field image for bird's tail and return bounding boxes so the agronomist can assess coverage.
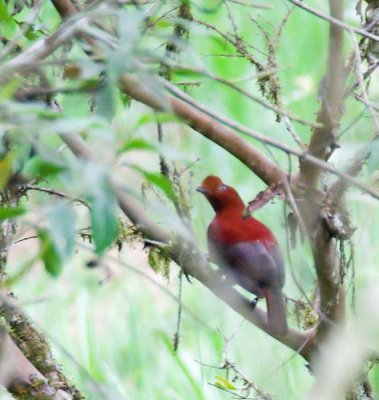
[263,288,288,336]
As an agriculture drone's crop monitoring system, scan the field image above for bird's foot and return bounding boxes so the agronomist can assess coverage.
[251,297,259,311]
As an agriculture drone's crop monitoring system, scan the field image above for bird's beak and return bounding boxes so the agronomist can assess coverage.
[196,186,207,194]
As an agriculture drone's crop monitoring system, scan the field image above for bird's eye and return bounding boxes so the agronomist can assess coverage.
[219,184,227,191]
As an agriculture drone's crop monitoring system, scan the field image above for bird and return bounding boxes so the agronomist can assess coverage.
[197,175,287,336]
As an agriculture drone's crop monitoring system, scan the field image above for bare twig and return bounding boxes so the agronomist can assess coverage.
[349,30,379,133]
[247,184,285,214]
[159,77,379,200]
[160,61,319,128]
[21,185,89,208]
[345,60,379,99]
[288,0,379,42]
[121,73,287,186]
[225,0,272,9]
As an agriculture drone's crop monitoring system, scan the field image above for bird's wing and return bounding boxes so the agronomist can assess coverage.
[223,241,285,291]
[263,242,285,287]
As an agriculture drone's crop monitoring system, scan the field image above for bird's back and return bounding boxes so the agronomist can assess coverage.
[207,215,285,293]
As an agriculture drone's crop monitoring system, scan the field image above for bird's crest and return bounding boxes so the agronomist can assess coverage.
[200,175,223,192]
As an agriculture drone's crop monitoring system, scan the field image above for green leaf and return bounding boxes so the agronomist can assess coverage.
[39,229,63,277]
[0,207,26,220]
[23,24,41,40]
[214,375,237,390]
[0,151,14,190]
[119,138,156,154]
[132,165,175,200]
[86,164,119,255]
[0,79,21,101]
[96,81,116,121]
[117,9,145,48]
[154,19,171,28]
[48,203,76,261]
[38,204,76,277]
[368,139,379,172]
[47,116,105,134]
[0,18,18,40]
[0,0,10,20]
[23,156,66,178]
[143,171,175,200]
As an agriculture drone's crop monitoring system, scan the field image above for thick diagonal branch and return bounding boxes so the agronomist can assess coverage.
[59,132,315,360]
[119,75,286,186]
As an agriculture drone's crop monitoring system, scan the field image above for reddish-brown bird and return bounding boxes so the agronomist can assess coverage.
[197,176,287,336]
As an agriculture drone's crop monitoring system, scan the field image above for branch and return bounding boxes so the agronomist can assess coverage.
[59,131,172,242]
[298,0,346,341]
[121,73,379,201]
[349,31,379,133]
[21,0,287,189]
[288,0,379,42]
[329,37,379,202]
[46,0,376,360]
[247,184,285,214]
[345,61,379,98]
[119,74,286,187]
[1,16,82,74]
[0,328,56,399]
[8,0,378,202]
[58,130,315,361]
[0,295,84,399]
[160,61,318,128]
[21,184,89,208]
[299,0,345,189]
[51,0,77,19]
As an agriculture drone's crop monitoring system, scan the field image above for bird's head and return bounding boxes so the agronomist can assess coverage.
[197,175,244,214]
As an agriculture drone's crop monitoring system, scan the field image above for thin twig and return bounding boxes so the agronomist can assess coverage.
[160,78,379,200]
[173,270,184,352]
[288,0,379,42]
[225,0,272,9]
[21,185,89,208]
[349,30,379,133]
[345,61,379,98]
[161,61,319,128]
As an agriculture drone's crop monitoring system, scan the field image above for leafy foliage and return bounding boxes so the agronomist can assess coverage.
[85,164,119,256]
[39,228,63,277]
[0,206,25,220]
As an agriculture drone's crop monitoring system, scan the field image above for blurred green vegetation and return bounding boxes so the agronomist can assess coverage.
[2,0,379,399]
